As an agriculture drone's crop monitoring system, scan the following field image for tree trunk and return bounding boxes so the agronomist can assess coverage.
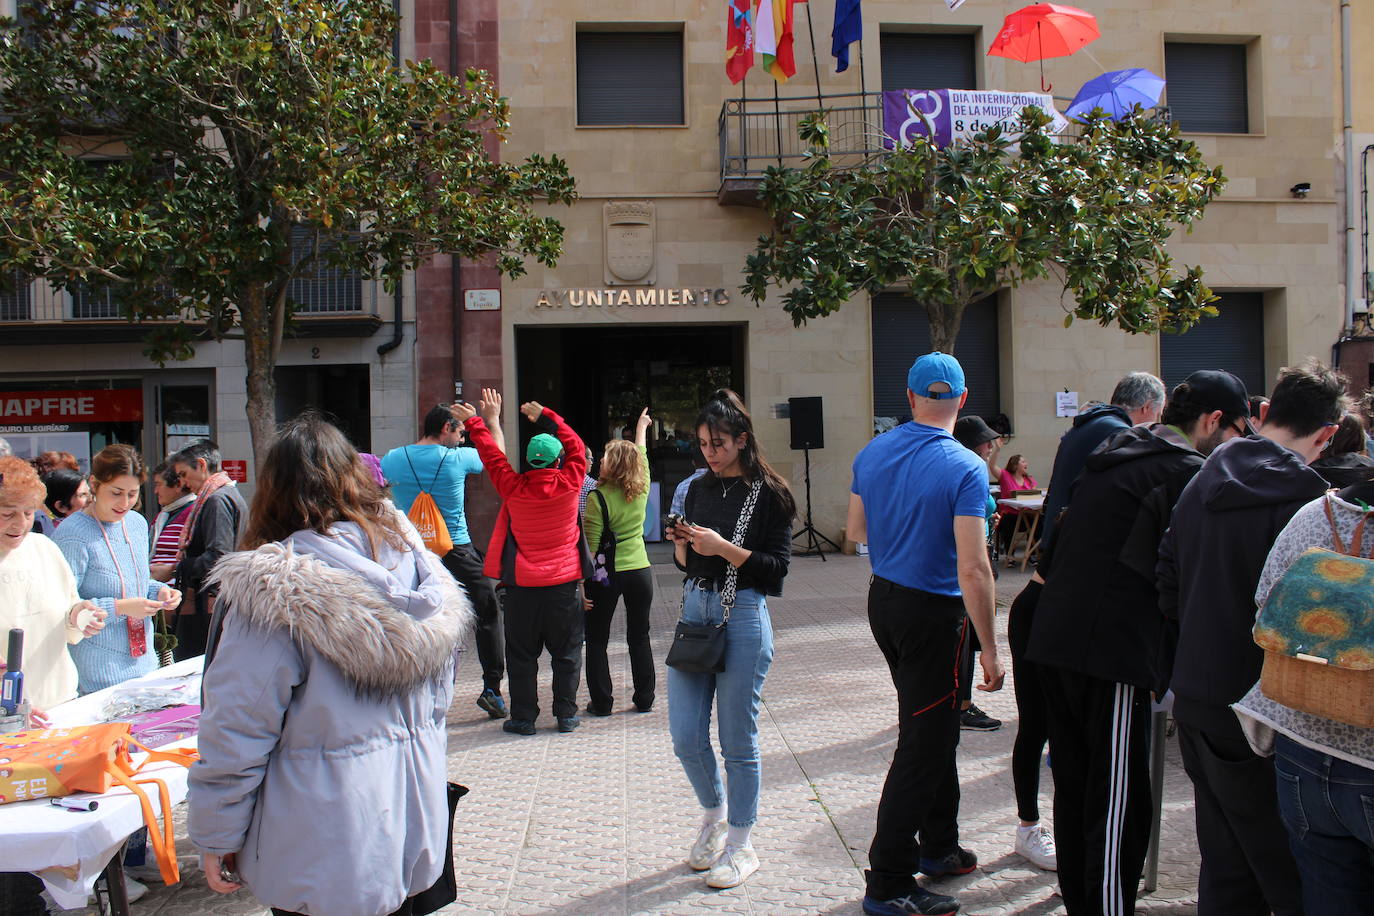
[239,284,277,475]
[926,296,968,354]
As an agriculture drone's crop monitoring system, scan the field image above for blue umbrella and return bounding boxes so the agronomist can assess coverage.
[1066,67,1166,121]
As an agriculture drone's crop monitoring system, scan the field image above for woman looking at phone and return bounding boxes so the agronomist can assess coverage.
[664,389,795,890]
[583,407,656,715]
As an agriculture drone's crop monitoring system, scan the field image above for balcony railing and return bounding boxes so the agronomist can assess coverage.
[719,90,889,181]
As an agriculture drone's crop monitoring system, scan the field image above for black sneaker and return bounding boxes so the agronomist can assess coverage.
[959,704,1001,731]
[477,688,508,719]
[862,886,960,915]
[557,716,580,733]
[584,703,613,717]
[502,719,535,736]
[919,847,978,879]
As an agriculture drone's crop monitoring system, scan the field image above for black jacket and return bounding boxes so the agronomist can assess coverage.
[1028,424,1204,690]
[177,484,248,616]
[1310,452,1374,489]
[1037,403,1132,569]
[1158,435,1330,729]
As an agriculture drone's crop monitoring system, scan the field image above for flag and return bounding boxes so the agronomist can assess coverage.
[725,0,756,84]
[831,0,861,73]
[757,0,801,83]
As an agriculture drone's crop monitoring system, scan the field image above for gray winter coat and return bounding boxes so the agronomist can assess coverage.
[188,517,472,916]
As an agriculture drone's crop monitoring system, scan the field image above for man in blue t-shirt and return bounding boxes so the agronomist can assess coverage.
[381,394,508,719]
[848,352,1006,916]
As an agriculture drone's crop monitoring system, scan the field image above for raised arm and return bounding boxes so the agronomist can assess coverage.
[524,403,587,484]
[478,388,506,456]
[634,407,651,448]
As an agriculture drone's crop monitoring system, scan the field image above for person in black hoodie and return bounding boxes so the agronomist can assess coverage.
[1005,371,1164,872]
[1310,412,1374,488]
[1158,360,1345,916]
[1028,369,1251,916]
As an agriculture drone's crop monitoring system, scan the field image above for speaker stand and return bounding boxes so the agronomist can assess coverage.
[792,447,839,560]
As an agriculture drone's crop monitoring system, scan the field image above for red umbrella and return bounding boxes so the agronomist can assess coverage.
[988,3,1100,92]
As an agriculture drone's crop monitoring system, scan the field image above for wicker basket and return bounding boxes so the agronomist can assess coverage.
[1260,650,1374,728]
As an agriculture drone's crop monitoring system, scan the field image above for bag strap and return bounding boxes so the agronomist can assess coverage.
[1324,492,1374,558]
[719,480,765,623]
[593,488,611,534]
[403,446,450,495]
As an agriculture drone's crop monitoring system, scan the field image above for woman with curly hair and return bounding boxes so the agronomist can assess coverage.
[583,407,656,716]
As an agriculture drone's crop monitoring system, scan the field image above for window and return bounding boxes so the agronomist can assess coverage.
[576,30,684,126]
[0,270,31,321]
[288,225,363,314]
[880,33,977,92]
[1164,42,1249,134]
[1159,292,1266,395]
[871,293,1000,422]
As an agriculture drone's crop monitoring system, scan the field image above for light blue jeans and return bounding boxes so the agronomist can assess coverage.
[667,582,774,828]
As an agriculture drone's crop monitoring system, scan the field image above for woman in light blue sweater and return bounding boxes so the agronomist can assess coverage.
[55,445,180,694]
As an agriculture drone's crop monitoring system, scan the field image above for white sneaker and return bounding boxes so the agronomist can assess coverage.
[687,820,727,871]
[705,844,759,889]
[124,862,165,884]
[91,874,148,905]
[1015,823,1058,871]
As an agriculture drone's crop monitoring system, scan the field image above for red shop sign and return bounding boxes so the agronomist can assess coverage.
[221,460,248,483]
[0,390,143,423]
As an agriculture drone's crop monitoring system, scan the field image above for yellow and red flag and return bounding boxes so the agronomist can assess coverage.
[757,0,805,84]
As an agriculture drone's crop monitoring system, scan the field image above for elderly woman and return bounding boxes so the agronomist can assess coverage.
[0,457,104,916]
[189,413,473,916]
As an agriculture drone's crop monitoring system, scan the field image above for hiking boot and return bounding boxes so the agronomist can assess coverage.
[705,844,759,889]
[502,719,535,736]
[919,847,978,879]
[477,688,508,719]
[687,820,727,871]
[862,887,960,915]
[959,704,1001,731]
[556,716,580,733]
[1014,823,1058,871]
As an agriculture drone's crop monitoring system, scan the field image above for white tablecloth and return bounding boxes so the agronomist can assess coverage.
[997,495,1045,512]
[0,657,203,908]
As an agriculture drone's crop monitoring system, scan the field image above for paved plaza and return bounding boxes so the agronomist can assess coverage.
[102,550,1201,916]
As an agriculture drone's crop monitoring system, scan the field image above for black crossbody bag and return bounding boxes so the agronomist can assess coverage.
[665,479,763,674]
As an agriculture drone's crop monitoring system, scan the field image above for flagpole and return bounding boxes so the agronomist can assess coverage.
[773,79,784,165]
[804,1,824,108]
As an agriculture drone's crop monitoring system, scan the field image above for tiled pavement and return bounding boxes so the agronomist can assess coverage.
[102,550,1201,916]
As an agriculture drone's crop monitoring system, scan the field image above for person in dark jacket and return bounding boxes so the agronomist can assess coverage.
[1158,360,1345,916]
[1309,413,1374,488]
[1005,371,1164,873]
[170,439,247,660]
[1028,369,1250,916]
[456,395,589,737]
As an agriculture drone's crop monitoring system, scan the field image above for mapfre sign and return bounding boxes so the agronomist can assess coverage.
[0,390,143,423]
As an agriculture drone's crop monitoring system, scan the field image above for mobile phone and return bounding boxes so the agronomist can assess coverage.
[665,513,686,532]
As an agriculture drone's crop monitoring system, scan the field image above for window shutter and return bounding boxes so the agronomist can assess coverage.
[880,33,977,92]
[289,225,362,313]
[0,271,30,321]
[577,32,684,126]
[871,293,1000,420]
[1159,292,1266,395]
[1164,43,1248,134]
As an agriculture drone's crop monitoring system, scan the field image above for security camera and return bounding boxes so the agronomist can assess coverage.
[1290,182,1311,198]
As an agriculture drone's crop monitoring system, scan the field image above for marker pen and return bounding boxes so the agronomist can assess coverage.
[50,796,99,811]
[0,629,22,716]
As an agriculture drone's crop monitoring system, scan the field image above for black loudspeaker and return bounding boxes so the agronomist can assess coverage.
[789,396,824,450]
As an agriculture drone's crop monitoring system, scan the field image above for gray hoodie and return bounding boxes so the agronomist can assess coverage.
[188,515,473,916]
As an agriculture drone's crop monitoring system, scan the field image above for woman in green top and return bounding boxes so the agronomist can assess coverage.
[583,408,656,715]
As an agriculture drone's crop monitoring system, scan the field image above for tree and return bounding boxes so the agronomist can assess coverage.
[743,107,1225,352]
[0,0,575,466]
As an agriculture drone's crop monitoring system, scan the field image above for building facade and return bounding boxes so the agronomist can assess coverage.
[424,0,1342,545]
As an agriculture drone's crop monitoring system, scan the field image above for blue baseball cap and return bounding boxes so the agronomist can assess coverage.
[907,352,966,400]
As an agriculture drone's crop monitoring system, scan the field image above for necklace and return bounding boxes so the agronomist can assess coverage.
[721,477,741,498]
[92,511,148,659]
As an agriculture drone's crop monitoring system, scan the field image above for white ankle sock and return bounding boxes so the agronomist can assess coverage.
[702,806,725,827]
[726,824,752,849]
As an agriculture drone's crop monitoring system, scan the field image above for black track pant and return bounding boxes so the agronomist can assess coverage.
[441,543,504,692]
[503,581,584,722]
[1176,714,1303,916]
[864,576,968,901]
[584,566,656,712]
[1042,666,1151,916]
[1008,580,1049,822]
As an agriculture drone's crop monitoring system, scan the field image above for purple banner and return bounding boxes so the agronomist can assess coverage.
[883,89,1068,150]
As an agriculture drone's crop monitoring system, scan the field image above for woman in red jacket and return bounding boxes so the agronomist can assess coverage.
[455,395,590,737]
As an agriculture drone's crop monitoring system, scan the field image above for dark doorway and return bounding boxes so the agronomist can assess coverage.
[515,324,746,538]
[274,364,372,452]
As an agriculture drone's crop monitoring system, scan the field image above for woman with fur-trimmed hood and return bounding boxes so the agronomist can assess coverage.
[188,413,474,916]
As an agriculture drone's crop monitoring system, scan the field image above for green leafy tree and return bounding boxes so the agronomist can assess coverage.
[0,0,575,465]
[743,107,1225,353]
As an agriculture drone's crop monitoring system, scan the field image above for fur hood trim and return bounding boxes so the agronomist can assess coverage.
[209,541,472,697]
